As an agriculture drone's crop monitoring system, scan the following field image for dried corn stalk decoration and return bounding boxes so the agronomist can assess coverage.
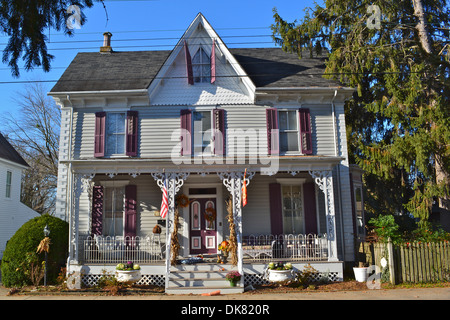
[226,198,238,266]
[170,206,180,266]
[37,237,51,254]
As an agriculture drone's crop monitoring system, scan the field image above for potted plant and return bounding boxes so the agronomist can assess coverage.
[225,271,241,287]
[353,262,368,282]
[115,261,141,283]
[218,240,230,263]
[267,262,293,282]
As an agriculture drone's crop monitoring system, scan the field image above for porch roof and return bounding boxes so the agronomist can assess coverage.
[61,155,344,175]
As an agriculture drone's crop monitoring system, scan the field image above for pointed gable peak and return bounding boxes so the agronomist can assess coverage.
[148,12,255,102]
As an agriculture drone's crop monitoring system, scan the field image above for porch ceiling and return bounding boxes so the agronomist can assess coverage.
[61,155,344,175]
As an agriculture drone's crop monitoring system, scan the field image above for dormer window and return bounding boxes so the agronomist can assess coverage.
[192,48,211,83]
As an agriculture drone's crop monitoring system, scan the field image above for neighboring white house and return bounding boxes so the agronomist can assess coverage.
[0,133,39,259]
[49,13,364,294]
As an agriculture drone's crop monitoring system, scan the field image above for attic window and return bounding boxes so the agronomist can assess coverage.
[192,48,211,83]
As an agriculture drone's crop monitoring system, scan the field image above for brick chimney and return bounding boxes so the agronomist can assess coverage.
[100,32,113,53]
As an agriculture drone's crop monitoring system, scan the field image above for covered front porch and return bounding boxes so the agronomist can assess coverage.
[64,156,344,290]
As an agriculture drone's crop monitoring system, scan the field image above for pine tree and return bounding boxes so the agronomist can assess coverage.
[0,0,98,77]
[271,0,450,227]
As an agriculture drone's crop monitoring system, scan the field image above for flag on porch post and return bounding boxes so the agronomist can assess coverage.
[160,173,168,219]
[242,168,247,207]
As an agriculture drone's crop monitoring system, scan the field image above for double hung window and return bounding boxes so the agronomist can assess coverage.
[193,111,212,155]
[278,110,299,153]
[103,186,125,237]
[106,113,126,156]
[192,48,211,83]
[281,184,304,234]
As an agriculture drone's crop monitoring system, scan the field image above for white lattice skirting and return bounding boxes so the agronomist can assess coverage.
[81,272,339,288]
[81,274,166,287]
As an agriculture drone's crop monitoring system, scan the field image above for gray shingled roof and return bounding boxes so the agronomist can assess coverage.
[50,47,339,93]
[0,133,29,167]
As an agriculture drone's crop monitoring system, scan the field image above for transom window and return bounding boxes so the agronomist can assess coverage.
[193,111,212,154]
[278,110,299,153]
[281,185,304,234]
[192,48,211,83]
[106,113,126,155]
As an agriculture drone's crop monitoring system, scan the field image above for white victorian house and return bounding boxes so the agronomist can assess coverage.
[49,13,364,294]
[0,133,39,259]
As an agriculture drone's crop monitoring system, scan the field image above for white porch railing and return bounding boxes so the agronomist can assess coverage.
[79,235,165,264]
[242,234,328,262]
[79,233,328,265]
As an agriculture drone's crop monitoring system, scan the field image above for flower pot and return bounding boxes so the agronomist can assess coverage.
[353,267,368,282]
[116,270,141,283]
[228,280,238,287]
[268,269,292,282]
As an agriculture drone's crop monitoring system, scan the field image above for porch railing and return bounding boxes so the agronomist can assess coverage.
[79,235,165,264]
[242,233,328,262]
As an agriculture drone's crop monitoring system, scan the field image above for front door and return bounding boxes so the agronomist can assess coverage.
[189,197,217,255]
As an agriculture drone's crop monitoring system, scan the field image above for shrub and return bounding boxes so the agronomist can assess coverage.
[1,214,69,287]
[368,214,402,243]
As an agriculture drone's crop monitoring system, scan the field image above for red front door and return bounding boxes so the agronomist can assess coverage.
[189,197,217,255]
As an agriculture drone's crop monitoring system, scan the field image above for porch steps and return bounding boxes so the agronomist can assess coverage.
[166,263,244,295]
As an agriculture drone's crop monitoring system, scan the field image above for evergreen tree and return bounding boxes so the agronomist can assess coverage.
[0,0,98,77]
[271,0,450,227]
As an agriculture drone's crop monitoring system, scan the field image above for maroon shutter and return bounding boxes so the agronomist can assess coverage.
[180,109,192,156]
[124,185,137,239]
[213,109,225,155]
[126,111,138,157]
[94,112,106,157]
[269,183,283,235]
[266,108,279,155]
[92,186,103,235]
[299,108,312,155]
[184,41,194,85]
[303,182,318,235]
[211,39,216,84]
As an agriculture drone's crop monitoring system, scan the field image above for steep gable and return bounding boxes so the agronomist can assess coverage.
[148,13,255,105]
[0,133,28,168]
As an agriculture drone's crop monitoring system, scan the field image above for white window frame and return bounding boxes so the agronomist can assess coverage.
[192,110,213,156]
[277,178,306,234]
[353,182,365,239]
[105,112,127,157]
[192,48,211,83]
[5,170,12,199]
[277,109,301,155]
[100,180,129,237]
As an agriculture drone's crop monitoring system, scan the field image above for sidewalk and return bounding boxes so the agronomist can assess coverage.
[1,284,449,300]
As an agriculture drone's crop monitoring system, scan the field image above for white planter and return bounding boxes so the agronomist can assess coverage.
[268,269,293,282]
[116,270,141,283]
[353,267,368,282]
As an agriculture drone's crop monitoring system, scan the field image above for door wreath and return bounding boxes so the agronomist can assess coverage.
[204,207,216,229]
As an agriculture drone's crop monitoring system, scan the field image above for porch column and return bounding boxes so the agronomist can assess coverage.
[152,172,189,289]
[69,173,95,265]
[218,171,255,285]
[309,170,339,261]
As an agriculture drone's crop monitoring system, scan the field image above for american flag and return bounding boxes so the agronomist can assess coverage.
[160,177,168,219]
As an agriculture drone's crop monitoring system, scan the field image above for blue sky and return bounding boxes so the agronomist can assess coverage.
[0,0,318,120]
